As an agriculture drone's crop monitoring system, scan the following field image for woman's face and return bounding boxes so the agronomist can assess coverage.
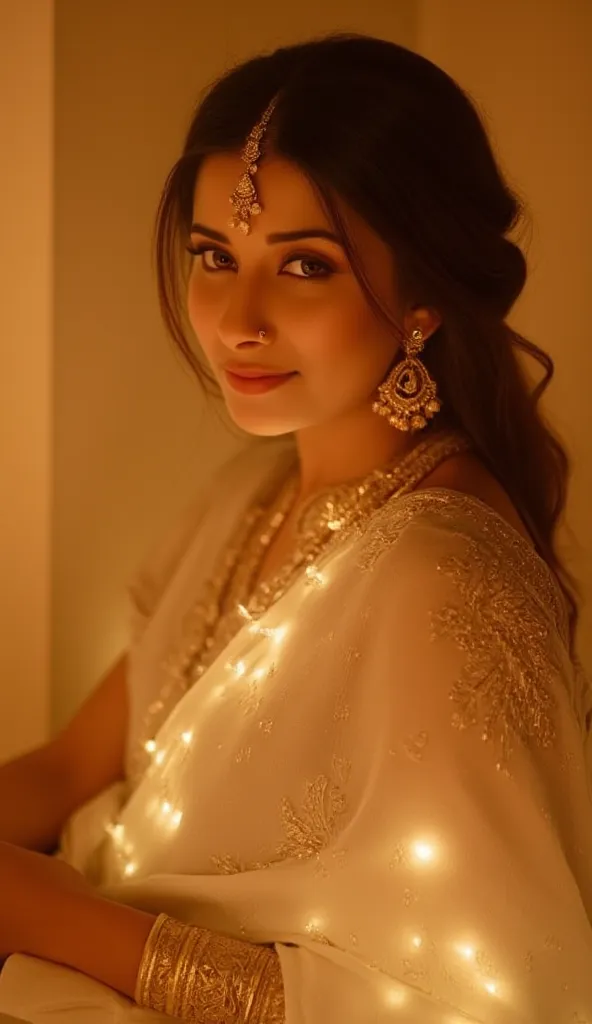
[187,152,406,437]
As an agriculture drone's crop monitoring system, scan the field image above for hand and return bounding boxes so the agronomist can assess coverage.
[0,840,95,962]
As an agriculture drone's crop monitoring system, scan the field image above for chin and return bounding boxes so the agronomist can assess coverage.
[226,412,299,437]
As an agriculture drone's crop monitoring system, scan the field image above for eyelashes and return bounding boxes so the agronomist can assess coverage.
[185,244,334,279]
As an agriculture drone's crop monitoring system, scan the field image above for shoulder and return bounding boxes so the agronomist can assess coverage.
[418,449,533,543]
[355,485,568,644]
[351,489,576,757]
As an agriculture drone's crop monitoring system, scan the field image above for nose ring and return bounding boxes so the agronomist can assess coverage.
[258,329,267,339]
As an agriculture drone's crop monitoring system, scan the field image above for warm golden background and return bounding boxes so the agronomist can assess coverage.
[1,0,590,758]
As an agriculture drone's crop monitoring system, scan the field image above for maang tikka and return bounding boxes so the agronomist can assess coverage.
[228,95,279,235]
[373,327,441,431]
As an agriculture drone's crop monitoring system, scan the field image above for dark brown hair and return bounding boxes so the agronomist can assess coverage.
[154,32,580,647]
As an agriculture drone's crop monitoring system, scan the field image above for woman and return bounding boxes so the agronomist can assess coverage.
[0,31,591,1024]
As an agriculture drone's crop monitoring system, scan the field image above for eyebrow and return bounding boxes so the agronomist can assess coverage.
[190,222,343,247]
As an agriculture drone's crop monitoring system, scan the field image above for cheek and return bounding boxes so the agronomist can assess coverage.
[298,300,396,388]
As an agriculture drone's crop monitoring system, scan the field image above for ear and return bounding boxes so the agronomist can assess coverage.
[403,306,442,343]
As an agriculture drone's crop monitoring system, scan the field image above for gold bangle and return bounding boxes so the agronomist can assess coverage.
[135,913,187,1012]
[135,913,285,1023]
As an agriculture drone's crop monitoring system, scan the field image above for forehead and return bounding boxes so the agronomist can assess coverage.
[192,152,330,229]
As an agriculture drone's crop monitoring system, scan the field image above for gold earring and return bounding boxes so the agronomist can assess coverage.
[372,327,441,431]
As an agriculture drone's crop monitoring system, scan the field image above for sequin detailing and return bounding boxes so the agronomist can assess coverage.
[135,913,285,1022]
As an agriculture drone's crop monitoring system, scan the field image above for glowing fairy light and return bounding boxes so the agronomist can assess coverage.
[411,839,437,864]
[253,668,266,681]
[384,985,406,1008]
[232,660,246,677]
[144,739,157,754]
[161,800,172,816]
[171,809,183,829]
[305,566,326,587]
[484,980,498,997]
[124,862,137,877]
[106,822,125,843]
[305,914,327,937]
[237,604,251,620]
[411,935,423,949]
[272,625,288,645]
[155,749,165,766]
[181,730,193,745]
[457,944,476,961]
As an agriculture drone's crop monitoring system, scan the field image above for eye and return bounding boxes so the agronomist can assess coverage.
[185,245,235,271]
[281,255,333,279]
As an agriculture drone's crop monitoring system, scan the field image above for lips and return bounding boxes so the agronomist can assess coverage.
[224,364,293,379]
[223,366,297,396]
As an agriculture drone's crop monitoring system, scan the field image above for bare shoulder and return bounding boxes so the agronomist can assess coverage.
[418,450,533,544]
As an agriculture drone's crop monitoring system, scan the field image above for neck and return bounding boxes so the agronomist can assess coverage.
[292,404,419,502]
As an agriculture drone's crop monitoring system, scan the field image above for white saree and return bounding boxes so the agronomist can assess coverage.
[2,440,592,1023]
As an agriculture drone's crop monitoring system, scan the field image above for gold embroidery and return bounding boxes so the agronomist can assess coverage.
[277,773,347,860]
[404,730,429,762]
[305,920,332,945]
[211,854,244,876]
[432,534,563,763]
[212,759,351,877]
[357,490,568,642]
[358,489,570,765]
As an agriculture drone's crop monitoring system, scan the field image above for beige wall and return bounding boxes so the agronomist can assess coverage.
[0,2,53,758]
[51,0,418,731]
[419,0,592,669]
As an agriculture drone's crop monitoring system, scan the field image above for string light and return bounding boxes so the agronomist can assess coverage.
[305,566,326,587]
[144,739,157,754]
[484,980,499,997]
[106,822,125,843]
[457,944,476,962]
[124,862,137,877]
[181,730,193,745]
[384,985,406,1008]
[411,935,423,949]
[155,749,165,766]
[411,839,437,864]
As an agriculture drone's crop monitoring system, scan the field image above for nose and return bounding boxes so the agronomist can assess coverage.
[217,283,272,352]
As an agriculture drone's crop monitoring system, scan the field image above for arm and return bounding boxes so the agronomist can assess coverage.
[0,845,284,1023]
[0,653,128,852]
[41,897,284,1022]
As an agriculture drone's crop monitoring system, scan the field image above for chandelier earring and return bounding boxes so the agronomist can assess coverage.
[372,327,441,432]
